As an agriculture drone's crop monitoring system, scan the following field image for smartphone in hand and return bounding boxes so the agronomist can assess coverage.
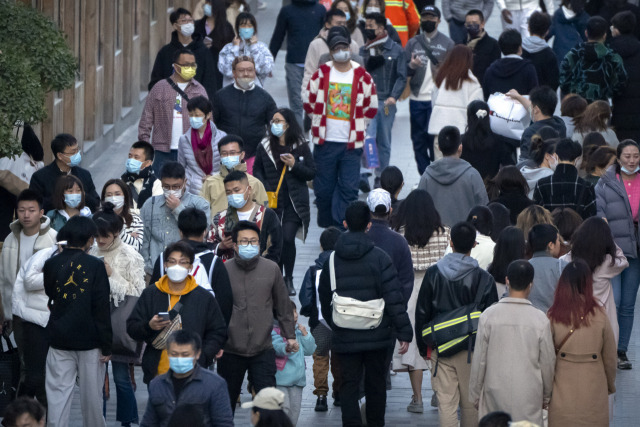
[158,312,170,321]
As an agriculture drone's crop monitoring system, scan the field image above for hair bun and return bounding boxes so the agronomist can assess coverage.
[101,201,116,214]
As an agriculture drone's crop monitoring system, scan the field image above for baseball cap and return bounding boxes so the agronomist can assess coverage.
[328,25,351,49]
[241,387,285,411]
[421,5,441,18]
[367,188,392,213]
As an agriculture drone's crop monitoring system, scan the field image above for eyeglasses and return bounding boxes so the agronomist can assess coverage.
[161,184,184,191]
[238,239,259,246]
[166,259,191,267]
[220,151,242,157]
[177,63,197,68]
[271,119,286,125]
[61,147,80,156]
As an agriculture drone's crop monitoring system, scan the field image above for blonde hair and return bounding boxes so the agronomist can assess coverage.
[516,205,553,239]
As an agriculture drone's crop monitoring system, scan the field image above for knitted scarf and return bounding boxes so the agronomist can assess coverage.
[191,121,214,175]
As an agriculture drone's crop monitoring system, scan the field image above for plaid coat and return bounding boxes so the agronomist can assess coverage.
[302,61,378,149]
[533,163,596,219]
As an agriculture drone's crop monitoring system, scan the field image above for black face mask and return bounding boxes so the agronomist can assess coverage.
[421,21,436,34]
[365,29,377,41]
[466,23,481,38]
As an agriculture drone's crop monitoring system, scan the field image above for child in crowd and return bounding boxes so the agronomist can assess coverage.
[380,166,405,212]
[271,300,317,425]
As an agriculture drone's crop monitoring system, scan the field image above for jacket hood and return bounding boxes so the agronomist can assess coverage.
[10,216,52,236]
[610,35,640,59]
[424,157,473,186]
[315,250,332,268]
[436,253,479,281]
[155,275,199,296]
[490,57,534,78]
[170,30,205,49]
[520,165,553,181]
[522,36,549,54]
[579,42,610,66]
[334,232,375,260]
[555,8,585,24]
[184,239,216,254]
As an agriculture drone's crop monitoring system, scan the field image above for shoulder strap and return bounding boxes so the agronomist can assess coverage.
[160,252,164,276]
[416,35,439,67]
[166,78,190,102]
[275,167,287,196]
[473,270,487,306]
[555,328,575,355]
[329,251,337,292]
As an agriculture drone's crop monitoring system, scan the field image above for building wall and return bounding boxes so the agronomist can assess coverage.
[19,0,203,164]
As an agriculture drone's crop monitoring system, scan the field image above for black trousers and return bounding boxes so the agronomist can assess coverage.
[19,320,49,408]
[338,347,388,427]
[217,349,276,414]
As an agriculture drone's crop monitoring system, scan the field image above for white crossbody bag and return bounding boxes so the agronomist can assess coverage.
[329,252,385,330]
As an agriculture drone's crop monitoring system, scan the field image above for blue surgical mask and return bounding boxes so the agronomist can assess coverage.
[126,158,143,174]
[203,3,212,16]
[64,193,82,209]
[239,27,254,40]
[169,357,195,374]
[344,11,351,21]
[227,190,248,209]
[238,244,260,260]
[68,152,82,167]
[271,122,285,137]
[221,155,240,170]
[190,116,205,130]
[621,166,640,175]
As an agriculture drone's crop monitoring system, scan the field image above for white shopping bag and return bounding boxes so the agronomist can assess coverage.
[487,93,531,141]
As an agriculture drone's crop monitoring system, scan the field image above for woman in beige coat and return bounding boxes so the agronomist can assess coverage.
[547,260,617,427]
[391,190,450,413]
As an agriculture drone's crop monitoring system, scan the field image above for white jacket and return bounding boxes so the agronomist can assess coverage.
[428,73,483,135]
[12,246,56,327]
[0,217,57,318]
[496,0,555,14]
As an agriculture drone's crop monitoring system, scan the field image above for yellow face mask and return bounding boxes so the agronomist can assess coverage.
[175,64,197,80]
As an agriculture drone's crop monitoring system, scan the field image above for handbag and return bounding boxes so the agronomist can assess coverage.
[267,167,287,209]
[151,301,183,350]
[329,252,385,330]
[110,295,140,356]
[0,334,20,416]
[422,275,486,361]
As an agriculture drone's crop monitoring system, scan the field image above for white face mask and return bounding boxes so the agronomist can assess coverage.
[366,6,381,14]
[548,154,558,171]
[105,195,125,210]
[166,265,189,282]
[180,22,195,37]
[163,186,184,200]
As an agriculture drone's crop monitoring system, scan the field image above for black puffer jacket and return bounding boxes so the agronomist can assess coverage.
[127,284,227,384]
[252,137,316,241]
[415,253,498,357]
[318,232,413,353]
[611,34,640,142]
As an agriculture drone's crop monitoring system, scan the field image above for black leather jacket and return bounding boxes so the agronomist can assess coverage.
[415,258,498,357]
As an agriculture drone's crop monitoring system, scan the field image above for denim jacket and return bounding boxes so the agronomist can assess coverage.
[359,37,407,101]
[140,193,211,273]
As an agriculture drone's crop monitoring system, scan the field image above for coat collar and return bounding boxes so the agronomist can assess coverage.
[10,216,52,237]
[499,297,533,305]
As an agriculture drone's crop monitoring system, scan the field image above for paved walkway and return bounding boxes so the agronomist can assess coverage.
[65,2,640,425]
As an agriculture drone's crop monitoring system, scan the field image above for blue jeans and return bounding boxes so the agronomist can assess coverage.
[313,142,363,228]
[367,101,397,177]
[112,361,139,425]
[612,257,640,352]
[285,62,305,128]
[152,149,178,176]
[409,100,434,175]
[448,18,467,45]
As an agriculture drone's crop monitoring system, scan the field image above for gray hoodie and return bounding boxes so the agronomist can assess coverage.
[520,165,553,198]
[437,252,479,281]
[418,157,489,227]
[522,36,549,54]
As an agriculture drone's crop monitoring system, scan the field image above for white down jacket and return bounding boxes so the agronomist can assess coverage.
[12,246,56,327]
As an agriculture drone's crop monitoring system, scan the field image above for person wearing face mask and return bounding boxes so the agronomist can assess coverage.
[127,241,228,386]
[441,0,494,45]
[360,13,407,189]
[140,330,233,426]
[177,96,225,196]
[464,9,501,86]
[548,0,589,64]
[200,135,268,218]
[520,133,559,198]
[139,48,209,177]
[42,216,112,427]
[30,133,100,213]
[46,175,92,232]
[120,141,163,214]
[254,108,317,296]
[217,221,297,414]
[212,56,277,174]
[101,179,144,251]
[331,0,366,47]
[218,12,274,87]
[596,139,640,369]
[356,0,402,44]
[89,204,145,427]
[140,162,211,277]
[303,30,378,228]
[148,8,217,100]
[209,171,283,264]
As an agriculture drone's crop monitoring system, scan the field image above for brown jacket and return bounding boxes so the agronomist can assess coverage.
[224,255,295,357]
[548,308,617,427]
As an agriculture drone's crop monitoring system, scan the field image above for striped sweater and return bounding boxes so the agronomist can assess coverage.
[302,62,378,149]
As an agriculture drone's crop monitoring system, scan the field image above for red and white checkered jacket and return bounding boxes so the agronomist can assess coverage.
[302,61,378,150]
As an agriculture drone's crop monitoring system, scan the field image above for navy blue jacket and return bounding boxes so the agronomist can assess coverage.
[269,0,326,64]
[549,9,589,64]
[299,250,331,328]
[141,365,233,427]
[482,57,539,100]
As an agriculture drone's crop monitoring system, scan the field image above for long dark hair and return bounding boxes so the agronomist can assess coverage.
[392,189,445,247]
[434,45,474,91]
[494,165,529,196]
[462,100,493,152]
[331,0,358,32]
[101,179,133,227]
[570,217,618,272]
[487,226,526,284]
[253,408,294,427]
[268,108,306,166]
[548,259,600,326]
[209,0,235,51]
[467,205,493,236]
